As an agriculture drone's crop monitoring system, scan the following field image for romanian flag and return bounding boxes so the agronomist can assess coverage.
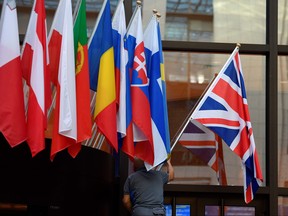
[72,0,92,154]
[21,0,51,156]
[49,0,77,160]
[0,0,27,147]
[88,0,117,152]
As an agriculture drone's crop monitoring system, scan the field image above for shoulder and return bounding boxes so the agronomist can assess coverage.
[157,170,169,183]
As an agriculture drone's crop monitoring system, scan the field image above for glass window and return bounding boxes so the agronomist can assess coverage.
[279,197,288,216]
[205,205,255,216]
[142,0,266,43]
[278,0,288,45]
[165,52,266,186]
[16,0,119,36]
[224,206,255,216]
[278,56,288,187]
[205,206,220,216]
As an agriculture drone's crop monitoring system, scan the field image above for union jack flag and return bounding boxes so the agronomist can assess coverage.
[191,46,263,203]
[178,119,227,185]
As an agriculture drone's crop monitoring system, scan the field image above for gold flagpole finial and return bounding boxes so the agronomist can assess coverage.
[136,0,142,6]
[153,9,158,14]
[156,12,161,18]
[236,43,241,48]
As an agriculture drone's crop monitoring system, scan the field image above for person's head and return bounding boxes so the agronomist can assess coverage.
[133,157,144,171]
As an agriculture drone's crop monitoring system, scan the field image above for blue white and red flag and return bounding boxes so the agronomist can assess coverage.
[112,0,134,159]
[125,5,154,165]
[144,14,170,169]
[191,47,263,203]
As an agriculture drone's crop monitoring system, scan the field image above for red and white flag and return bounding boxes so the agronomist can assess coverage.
[0,0,27,147]
[48,0,77,160]
[21,0,51,156]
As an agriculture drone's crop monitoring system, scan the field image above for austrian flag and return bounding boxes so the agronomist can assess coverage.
[191,46,263,203]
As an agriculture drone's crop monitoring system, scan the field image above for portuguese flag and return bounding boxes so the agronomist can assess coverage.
[71,0,92,154]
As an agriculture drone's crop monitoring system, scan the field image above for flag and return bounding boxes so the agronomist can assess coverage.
[191,47,263,203]
[215,134,227,185]
[157,18,171,155]
[144,14,170,169]
[49,0,77,160]
[21,0,51,156]
[0,0,26,147]
[72,0,92,152]
[178,119,227,185]
[125,5,154,165]
[88,0,118,152]
[112,0,134,158]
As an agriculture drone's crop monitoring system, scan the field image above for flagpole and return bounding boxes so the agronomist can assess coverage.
[47,88,56,118]
[156,72,220,170]
[73,0,81,22]
[169,74,218,153]
[126,0,141,33]
[169,43,241,153]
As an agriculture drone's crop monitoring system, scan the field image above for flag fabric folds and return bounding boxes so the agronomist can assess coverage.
[157,18,171,156]
[21,0,51,156]
[144,14,170,169]
[178,119,227,185]
[0,0,27,147]
[125,5,154,165]
[49,0,77,160]
[88,0,118,152]
[72,0,92,151]
[112,0,134,158]
[191,47,263,203]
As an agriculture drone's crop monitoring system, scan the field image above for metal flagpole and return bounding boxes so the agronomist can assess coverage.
[73,0,81,21]
[156,72,219,171]
[169,73,218,153]
[126,0,141,33]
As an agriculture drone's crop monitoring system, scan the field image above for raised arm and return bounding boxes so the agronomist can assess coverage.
[166,158,174,182]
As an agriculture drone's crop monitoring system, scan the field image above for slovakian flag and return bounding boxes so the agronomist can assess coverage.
[48,0,78,160]
[0,0,27,147]
[112,0,134,158]
[21,0,51,156]
[191,46,263,203]
[144,14,170,169]
[88,0,118,152]
[72,0,92,147]
[178,119,227,185]
[125,4,154,165]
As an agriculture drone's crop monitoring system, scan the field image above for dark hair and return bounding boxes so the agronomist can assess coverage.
[133,157,144,171]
